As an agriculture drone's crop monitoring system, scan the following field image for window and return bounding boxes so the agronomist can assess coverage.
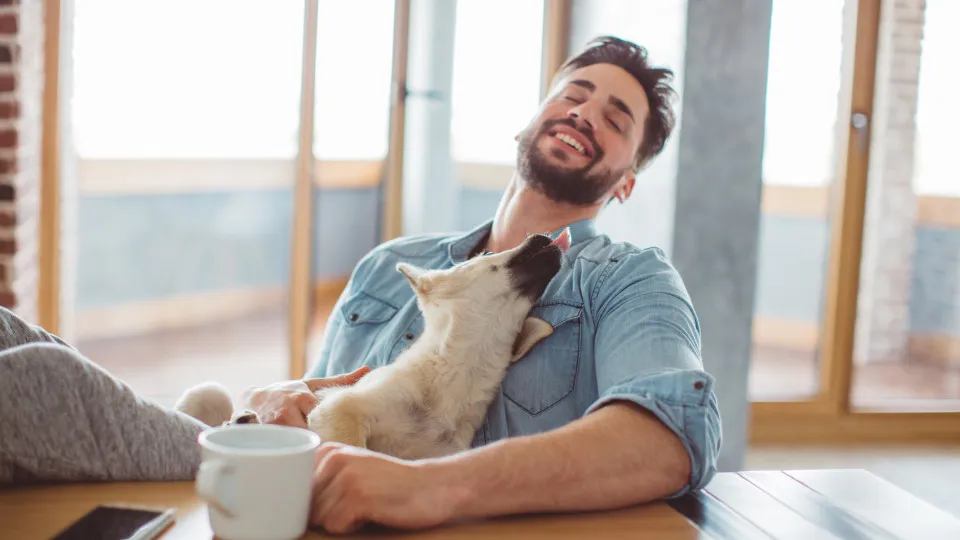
[72,0,305,158]
[914,0,959,196]
[449,0,545,165]
[761,0,844,187]
[313,0,396,161]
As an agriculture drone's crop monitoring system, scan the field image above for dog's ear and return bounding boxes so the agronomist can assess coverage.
[511,317,553,363]
[397,262,432,295]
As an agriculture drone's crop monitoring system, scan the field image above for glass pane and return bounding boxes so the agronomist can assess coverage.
[73,1,304,158]
[851,0,960,410]
[313,0,395,161]
[451,0,545,231]
[749,0,845,401]
[450,0,545,165]
[307,1,396,361]
[70,0,303,407]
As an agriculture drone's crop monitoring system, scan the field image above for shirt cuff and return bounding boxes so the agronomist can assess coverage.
[583,369,722,498]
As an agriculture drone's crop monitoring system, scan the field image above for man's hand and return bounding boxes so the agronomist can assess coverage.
[239,367,371,429]
[306,402,693,533]
[309,443,464,534]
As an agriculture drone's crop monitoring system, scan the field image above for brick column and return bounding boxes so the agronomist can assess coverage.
[0,0,43,325]
[853,0,924,365]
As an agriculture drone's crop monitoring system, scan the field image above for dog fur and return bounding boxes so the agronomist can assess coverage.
[176,230,569,460]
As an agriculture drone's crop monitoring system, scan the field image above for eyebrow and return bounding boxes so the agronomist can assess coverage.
[570,79,596,91]
[568,79,635,123]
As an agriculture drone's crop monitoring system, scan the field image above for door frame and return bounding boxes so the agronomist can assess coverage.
[750,0,960,444]
[379,0,412,244]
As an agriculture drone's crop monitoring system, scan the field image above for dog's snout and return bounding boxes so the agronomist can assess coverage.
[506,234,565,301]
[528,234,552,247]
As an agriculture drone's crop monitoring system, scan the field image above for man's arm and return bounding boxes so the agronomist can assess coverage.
[435,400,692,519]
[439,271,721,517]
[309,383,716,533]
[309,269,721,533]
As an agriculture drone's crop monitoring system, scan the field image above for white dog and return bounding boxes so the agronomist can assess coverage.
[176,228,570,460]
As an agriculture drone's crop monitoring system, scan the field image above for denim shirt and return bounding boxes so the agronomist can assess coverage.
[306,218,722,497]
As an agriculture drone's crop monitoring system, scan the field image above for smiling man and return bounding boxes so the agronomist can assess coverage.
[0,34,720,535]
[280,35,723,533]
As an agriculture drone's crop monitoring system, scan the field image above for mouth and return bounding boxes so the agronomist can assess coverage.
[546,125,596,159]
[506,228,571,300]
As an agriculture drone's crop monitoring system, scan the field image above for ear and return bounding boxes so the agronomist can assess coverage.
[397,262,431,295]
[511,317,554,363]
[613,174,636,203]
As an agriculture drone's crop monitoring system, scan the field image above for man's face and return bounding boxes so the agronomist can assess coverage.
[516,63,650,206]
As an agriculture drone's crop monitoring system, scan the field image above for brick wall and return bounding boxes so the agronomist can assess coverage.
[853,0,925,365]
[0,0,43,324]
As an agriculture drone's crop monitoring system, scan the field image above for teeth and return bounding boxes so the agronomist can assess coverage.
[555,133,585,155]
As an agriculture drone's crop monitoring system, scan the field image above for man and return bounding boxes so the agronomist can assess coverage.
[0,35,720,533]
[275,35,721,532]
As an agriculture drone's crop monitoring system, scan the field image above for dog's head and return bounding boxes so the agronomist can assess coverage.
[396,228,571,357]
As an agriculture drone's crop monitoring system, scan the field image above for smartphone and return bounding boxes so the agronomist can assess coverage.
[51,504,176,540]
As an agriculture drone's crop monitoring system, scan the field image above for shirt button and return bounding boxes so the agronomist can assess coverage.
[405,332,414,340]
[350,313,359,322]
[693,381,705,390]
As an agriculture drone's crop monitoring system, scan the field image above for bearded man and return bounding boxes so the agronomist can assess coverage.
[0,35,720,535]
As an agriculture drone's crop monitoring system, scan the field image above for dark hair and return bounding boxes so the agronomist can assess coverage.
[553,36,677,171]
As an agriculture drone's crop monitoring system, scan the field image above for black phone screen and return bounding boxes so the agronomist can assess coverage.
[52,505,167,540]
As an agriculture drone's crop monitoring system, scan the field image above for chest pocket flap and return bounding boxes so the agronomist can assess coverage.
[340,292,399,325]
[327,292,401,372]
[502,302,583,415]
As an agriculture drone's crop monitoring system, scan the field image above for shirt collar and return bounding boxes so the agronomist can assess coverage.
[447,218,599,264]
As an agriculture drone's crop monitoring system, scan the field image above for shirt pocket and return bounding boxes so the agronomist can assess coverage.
[330,292,399,367]
[502,302,583,416]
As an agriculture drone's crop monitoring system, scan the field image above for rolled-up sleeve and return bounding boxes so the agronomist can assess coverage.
[585,288,722,498]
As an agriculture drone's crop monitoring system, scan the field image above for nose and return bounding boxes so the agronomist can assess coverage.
[567,100,600,132]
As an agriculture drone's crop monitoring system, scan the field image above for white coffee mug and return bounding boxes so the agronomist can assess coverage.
[196,424,320,540]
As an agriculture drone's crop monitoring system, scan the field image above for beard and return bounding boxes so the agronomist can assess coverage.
[516,118,626,206]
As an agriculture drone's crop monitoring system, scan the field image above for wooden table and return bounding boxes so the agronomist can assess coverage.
[3,469,959,539]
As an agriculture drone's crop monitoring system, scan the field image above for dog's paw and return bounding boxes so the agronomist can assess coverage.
[230,409,261,425]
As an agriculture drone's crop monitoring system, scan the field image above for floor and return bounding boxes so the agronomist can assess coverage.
[77,309,292,409]
[78,302,339,409]
[750,345,960,409]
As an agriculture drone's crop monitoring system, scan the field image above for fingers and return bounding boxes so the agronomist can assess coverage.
[304,366,371,392]
[264,400,309,429]
[310,478,348,530]
[294,391,320,417]
[312,443,349,494]
[238,385,263,409]
[311,488,363,534]
[311,444,363,532]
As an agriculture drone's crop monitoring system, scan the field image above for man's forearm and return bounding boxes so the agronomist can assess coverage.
[429,402,692,520]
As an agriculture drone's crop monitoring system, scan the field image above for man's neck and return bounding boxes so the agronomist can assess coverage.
[483,175,601,254]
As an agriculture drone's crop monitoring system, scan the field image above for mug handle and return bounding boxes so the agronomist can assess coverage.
[196,460,235,517]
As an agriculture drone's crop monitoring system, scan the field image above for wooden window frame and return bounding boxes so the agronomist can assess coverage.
[751,0,960,444]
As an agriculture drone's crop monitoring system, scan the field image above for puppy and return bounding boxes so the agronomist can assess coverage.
[177,229,570,460]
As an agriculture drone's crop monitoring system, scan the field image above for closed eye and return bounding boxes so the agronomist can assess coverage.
[607,116,622,132]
